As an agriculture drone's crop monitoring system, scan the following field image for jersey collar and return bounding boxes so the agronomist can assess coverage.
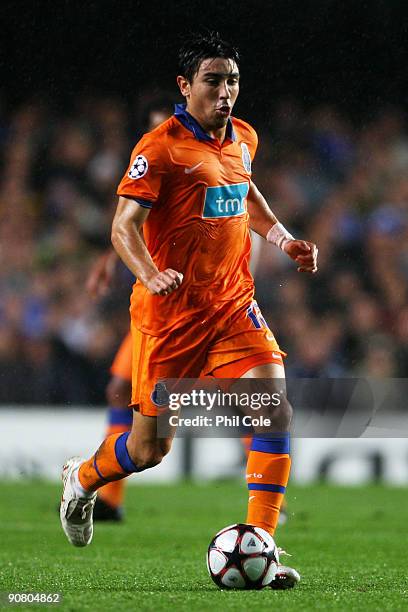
[174,103,236,143]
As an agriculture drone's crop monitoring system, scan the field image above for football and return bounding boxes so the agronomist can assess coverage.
[207,523,279,589]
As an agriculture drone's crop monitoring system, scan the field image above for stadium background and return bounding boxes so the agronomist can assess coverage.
[1,0,408,480]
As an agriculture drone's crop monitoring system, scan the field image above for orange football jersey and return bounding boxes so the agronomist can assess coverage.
[117,104,258,335]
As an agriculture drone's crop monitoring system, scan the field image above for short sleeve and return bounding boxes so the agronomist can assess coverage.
[117,133,167,208]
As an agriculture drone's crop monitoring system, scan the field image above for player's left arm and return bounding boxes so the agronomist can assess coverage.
[247,180,318,273]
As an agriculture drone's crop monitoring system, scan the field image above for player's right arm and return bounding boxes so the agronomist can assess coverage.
[111,197,183,296]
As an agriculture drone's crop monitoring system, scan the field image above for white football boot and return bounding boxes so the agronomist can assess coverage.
[269,564,301,589]
[60,457,97,547]
[269,546,301,589]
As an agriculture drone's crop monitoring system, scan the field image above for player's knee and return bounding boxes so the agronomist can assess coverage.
[158,437,173,457]
[138,454,163,470]
[127,442,165,471]
[277,396,293,431]
[106,376,131,407]
[265,395,292,431]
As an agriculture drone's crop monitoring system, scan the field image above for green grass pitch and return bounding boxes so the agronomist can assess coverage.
[0,480,407,611]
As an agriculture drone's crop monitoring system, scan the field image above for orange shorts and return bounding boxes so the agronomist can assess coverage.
[111,331,132,382]
[130,300,285,416]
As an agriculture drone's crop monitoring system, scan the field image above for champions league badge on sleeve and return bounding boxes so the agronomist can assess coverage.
[128,154,148,179]
[241,143,251,173]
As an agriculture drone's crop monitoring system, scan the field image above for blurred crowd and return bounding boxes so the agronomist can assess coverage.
[0,93,407,404]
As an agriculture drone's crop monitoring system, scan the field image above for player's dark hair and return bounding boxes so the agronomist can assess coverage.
[178,31,239,83]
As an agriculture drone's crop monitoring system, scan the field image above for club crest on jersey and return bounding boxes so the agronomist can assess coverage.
[151,381,169,407]
[202,182,249,218]
[128,155,148,179]
[241,142,251,173]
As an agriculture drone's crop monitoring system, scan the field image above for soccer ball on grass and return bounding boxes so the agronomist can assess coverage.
[207,523,279,589]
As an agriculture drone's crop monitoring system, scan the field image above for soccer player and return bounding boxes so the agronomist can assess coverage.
[60,32,317,588]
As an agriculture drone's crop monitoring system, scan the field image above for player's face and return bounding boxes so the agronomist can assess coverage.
[178,58,240,134]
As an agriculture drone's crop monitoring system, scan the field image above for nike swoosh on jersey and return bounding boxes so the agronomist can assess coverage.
[184,161,204,174]
[272,352,281,359]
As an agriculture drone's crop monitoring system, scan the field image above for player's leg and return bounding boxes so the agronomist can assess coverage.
[205,301,298,587]
[60,410,175,547]
[75,325,176,493]
[206,303,291,535]
[241,361,299,589]
[60,321,210,546]
[78,410,175,490]
[60,324,176,547]
[240,361,291,536]
[234,359,299,589]
[213,356,291,536]
[240,432,288,525]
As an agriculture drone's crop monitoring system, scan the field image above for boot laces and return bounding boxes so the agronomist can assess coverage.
[78,499,95,520]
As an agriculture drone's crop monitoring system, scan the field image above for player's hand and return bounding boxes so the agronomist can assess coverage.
[284,240,318,273]
[86,250,118,298]
[146,269,184,295]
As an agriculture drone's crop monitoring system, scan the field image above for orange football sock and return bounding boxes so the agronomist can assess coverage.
[246,435,291,536]
[98,420,132,508]
[78,431,139,492]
